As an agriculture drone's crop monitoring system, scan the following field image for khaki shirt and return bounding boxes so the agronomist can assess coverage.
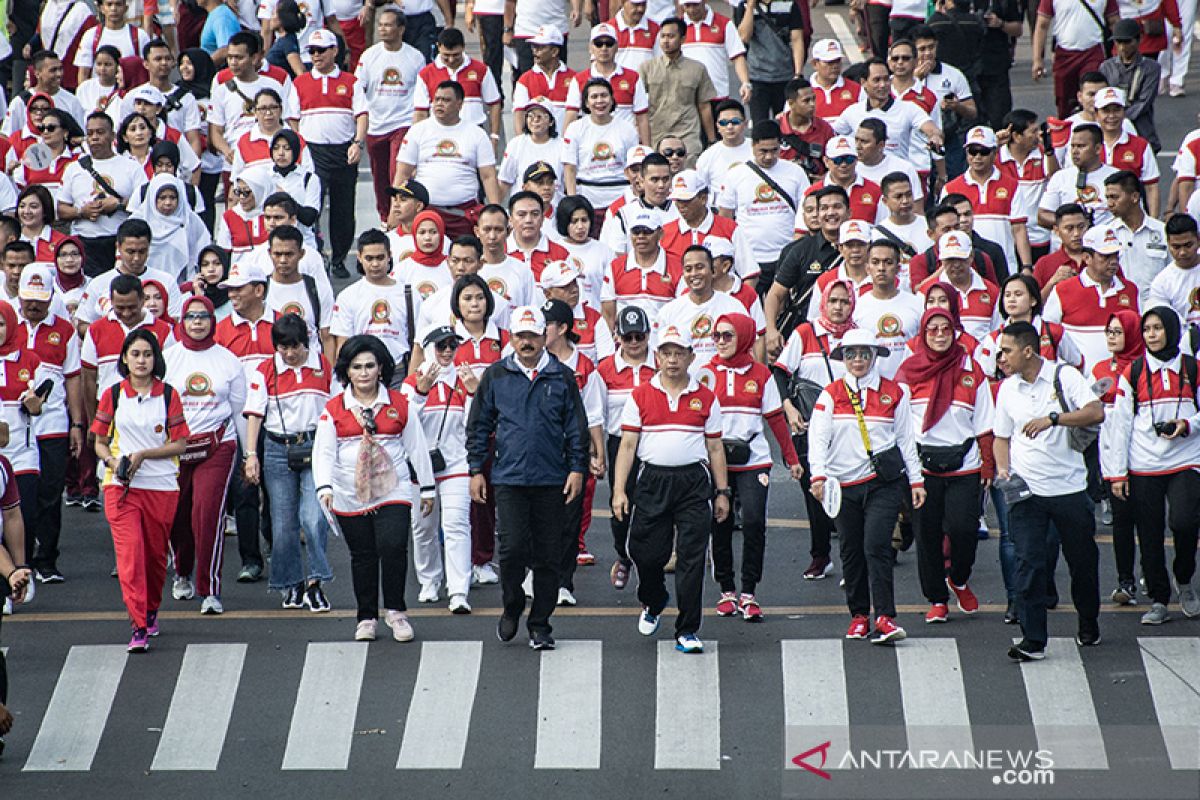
[638,53,716,149]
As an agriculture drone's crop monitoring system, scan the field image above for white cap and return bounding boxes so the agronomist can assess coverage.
[539,259,581,289]
[656,324,693,349]
[831,328,889,360]
[626,144,652,167]
[18,262,54,302]
[1094,86,1127,108]
[510,305,547,335]
[965,126,998,150]
[627,207,661,233]
[218,260,269,289]
[705,236,735,260]
[839,219,873,244]
[128,84,165,107]
[307,28,338,49]
[811,38,845,62]
[668,170,706,201]
[938,230,973,260]
[590,22,618,41]
[529,25,564,46]
[1082,224,1122,255]
[826,136,856,159]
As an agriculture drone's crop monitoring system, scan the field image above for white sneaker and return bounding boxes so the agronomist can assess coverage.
[355,619,377,641]
[449,594,472,614]
[385,609,415,642]
[557,587,577,606]
[1180,582,1200,618]
[224,513,238,534]
[200,595,224,615]
[21,579,34,604]
[417,583,439,603]
[2,597,11,615]
[522,572,534,598]
[172,576,195,600]
[475,563,499,585]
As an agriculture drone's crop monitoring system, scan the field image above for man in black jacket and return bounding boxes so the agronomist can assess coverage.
[467,305,588,651]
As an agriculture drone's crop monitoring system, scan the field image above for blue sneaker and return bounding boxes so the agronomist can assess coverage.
[675,634,704,654]
[637,607,660,636]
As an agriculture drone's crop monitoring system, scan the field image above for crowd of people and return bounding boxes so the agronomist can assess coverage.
[3,0,1200,749]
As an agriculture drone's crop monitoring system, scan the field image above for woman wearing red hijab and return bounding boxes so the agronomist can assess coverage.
[896,306,996,625]
[909,281,979,357]
[1093,309,1144,607]
[705,312,803,621]
[391,210,452,339]
[163,296,247,615]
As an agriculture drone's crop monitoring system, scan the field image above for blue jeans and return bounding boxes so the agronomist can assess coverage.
[262,436,332,590]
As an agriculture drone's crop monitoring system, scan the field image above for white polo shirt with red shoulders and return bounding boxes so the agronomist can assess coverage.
[1102,130,1159,186]
[997,145,1051,246]
[20,314,81,439]
[596,352,656,435]
[564,66,649,128]
[620,374,723,466]
[243,351,332,436]
[611,12,660,71]
[814,174,882,223]
[513,63,576,131]
[209,64,300,148]
[0,348,49,474]
[942,167,1025,270]
[507,233,570,283]
[917,272,1002,342]
[601,248,684,322]
[294,67,368,145]
[215,310,275,377]
[681,7,746,101]
[660,211,759,281]
[811,76,862,124]
[413,56,502,128]
[233,124,310,173]
[453,321,511,378]
[81,311,174,394]
[1043,270,1140,372]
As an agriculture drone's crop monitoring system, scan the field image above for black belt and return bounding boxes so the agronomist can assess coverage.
[266,430,316,445]
[577,177,630,188]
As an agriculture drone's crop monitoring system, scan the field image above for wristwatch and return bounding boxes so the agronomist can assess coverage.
[716,487,733,498]
[1048,412,1060,427]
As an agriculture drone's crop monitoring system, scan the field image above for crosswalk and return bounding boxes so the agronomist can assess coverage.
[6,636,1200,773]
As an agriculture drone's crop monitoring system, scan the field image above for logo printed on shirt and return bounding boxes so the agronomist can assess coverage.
[880,393,893,405]
[185,372,213,396]
[371,300,391,323]
[744,379,758,394]
[877,314,902,337]
[416,282,438,299]
[754,183,778,204]
[961,374,975,388]
[1077,185,1099,204]
[994,187,1008,200]
[1190,287,1200,311]
[336,84,348,95]
[386,407,399,419]
[47,331,61,345]
[689,398,703,410]
[435,139,461,158]
[17,368,29,382]
[382,68,403,86]
[592,142,615,161]
[487,277,508,297]
[1119,294,1131,306]
[280,302,305,318]
[690,314,712,338]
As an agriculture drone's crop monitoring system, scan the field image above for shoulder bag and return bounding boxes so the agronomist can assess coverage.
[845,380,906,481]
[1052,365,1100,452]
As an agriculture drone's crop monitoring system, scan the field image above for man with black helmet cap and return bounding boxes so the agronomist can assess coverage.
[385,180,439,263]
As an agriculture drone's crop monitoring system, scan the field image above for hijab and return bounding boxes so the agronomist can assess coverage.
[1143,305,1181,363]
[1108,310,1145,372]
[236,164,274,216]
[896,308,962,432]
[142,278,174,325]
[197,245,232,310]
[137,173,191,241]
[179,48,216,100]
[53,235,86,292]
[24,92,53,136]
[175,295,216,351]
[925,281,964,331]
[817,278,857,338]
[0,300,20,357]
[410,210,447,267]
[710,313,756,370]
[271,129,303,176]
[119,56,149,92]
[149,139,182,173]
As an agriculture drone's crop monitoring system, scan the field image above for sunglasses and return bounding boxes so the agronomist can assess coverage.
[593,38,617,47]
[843,348,874,361]
[716,117,744,127]
[38,124,60,134]
[966,147,994,157]
[232,187,250,197]
[620,332,646,342]
[435,339,459,351]
[183,311,213,321]
[889,54,913,61]
[831,155,857,165]
[307,45,334,54]
[924,323,952,335]
[712,330,737,343]
[660,148,687,158]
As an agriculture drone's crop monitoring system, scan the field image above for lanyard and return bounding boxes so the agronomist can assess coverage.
[844,379,875,459]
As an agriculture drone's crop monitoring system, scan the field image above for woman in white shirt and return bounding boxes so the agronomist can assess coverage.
[497,99,562,198]
[554,195,613,310]
[74,45,124,121]
[131,173,211,279]
[561,78,640,223]
[313,335,435,643]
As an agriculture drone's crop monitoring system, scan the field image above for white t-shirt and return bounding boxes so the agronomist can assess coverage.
[1041,0,1113,51]
[354,42,427,135]
[397,117,496,207]
[653,290,755,371]
[856,153,925,204]
[266,275,335,343]
[329,279,412,361]
[58,153,147,238]
[716,160,811,263]
[833,97,933,162]
[1037,163,1118,228]
[74,25,151,69]
[2,88,86,136]
[853,290,924,379]
[497,134,564,196]
[1147,262,1200,329]
[560,116,640,209]
[695,139,752,200]
[480,256,536,309]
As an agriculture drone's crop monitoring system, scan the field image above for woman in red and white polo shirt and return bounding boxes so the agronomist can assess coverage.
[91,329,190,652]
[313,335,436,643]
[10,111,78,206]
[16,186,68,262]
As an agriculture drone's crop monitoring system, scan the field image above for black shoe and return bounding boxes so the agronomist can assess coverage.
[1075,620,1101,647]
[331,260,350,279]
[36,567,64,584]
[1007,639,1045,662]
[529,631,556,651]
[497,614,519,642]
[1004,601,1020,625]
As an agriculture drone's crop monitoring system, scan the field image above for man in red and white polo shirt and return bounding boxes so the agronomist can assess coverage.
[294,28,368,279]
[507,191,569,284]
[661,169,758,283]
[513,26,575,135]
[997,110,1056,262]
[679,0,750,104]
[1094,87,1160,216]
[1032,0,1119,118]
[810,136,881,222]
[608,0,659,71]
[540,259,614,363]
[209,31,301,171]
[809,39,861,124]
[413,27,503,144]
[942,126,1032,273]
[231,87,310,175]
[601,207,683,329]
[916,231,1001,341]
[563,23,650,143]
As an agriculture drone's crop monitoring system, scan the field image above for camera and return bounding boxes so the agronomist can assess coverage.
[115,455,132,483]
[429,448,446,473]
[1154,421,1178,437]
[784,135,825,178]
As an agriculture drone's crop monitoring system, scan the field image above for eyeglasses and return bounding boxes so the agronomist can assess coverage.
[183,311,213,321]
[716,117,744,127]
[620,332,646,342]
[435,339,459,351]
[593,38,617,47]
[924,323,952,335]
[842,348,874,361]
[831,155,857,165]
[1104,327,1124,336]
[660,148,687,158]
[255,104,281,112]
[712,330,737,343]
[38,124,60,134]
[966,147,994,157]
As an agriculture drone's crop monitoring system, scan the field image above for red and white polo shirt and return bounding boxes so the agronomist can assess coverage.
[620,374,722,466]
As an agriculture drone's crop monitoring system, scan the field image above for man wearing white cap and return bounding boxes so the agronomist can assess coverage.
[1043,224,1141,372]
[812,135,882,223]
[563,23,651,142]
[915,230,1002,340]
[540,258,615,363]
[513,26,576,134]
[412,28,504,136]
[1093,87,1160,216]
[607,0,661,72]
[611,323,731,654]
[695,99,751,196]
[1036,123,1117,231]
[601,205,683,328]
[941,126,1032,274]
[507,0,582,77]
[809,39,862,124]
[679,0,751,104]
[661,169,758,284]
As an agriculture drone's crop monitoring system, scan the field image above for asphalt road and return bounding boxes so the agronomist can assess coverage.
[3,8,1200,800]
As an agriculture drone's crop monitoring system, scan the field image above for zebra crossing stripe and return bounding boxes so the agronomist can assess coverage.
[1139,637,1200,770]
[535,640,603,769]
[781,639,850,770]
[151,644,247,771]
[282,642,369,770]
[23,645,127,772]
[896,638,974,763]
[655,640,721,770]
[397,641,482,769]
[1017,637,1108,769]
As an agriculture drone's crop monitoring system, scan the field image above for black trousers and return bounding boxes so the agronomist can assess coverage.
[889,16,920,43]
[865,5,890,59]
[478,14,505,100]
[606,434,637,563]
[198,171,221,232]
[712,466,769,595]
[1109,489,1136,584]
[627,462,713,636]
[495,484,570,635]
[794,434,835,559]
[914,472,981,604]
[230,431,271,570]
[749,80,788,125]
[976,70,1014,131]
[837,476,904,618]
[15,473,37,564]
[81,234,117,278]
[756,258,779,301]
[1130,470,1200,605]
[338,503,412,621]
[309,142,357,267]
[30,437,68,572]
[557,480,585,591]
[403,11,438,62]
[0,584,6,703]
[1008,491,1100,648]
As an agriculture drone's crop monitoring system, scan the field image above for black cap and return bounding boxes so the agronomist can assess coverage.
[614,305,650,336]
[1112,18,1141,41]
[540,298,574,328]
[523,161,557,183]
[422,325,460,347]
[389,179,430,206]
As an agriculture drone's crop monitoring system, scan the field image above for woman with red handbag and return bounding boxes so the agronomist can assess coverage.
[164,296,247,615]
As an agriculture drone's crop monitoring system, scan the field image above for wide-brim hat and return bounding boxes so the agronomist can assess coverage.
[830,328,889,360]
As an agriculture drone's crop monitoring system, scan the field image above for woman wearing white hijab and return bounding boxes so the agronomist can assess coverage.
[214,165,274,265]
[132,173,211,280]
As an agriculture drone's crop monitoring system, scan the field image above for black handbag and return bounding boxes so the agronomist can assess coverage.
[917,438,974,474]
[723,437,754,466]
[787,329,836,422]
[427,382,453,474]
[272,370,315,472]
[870,447,907,482]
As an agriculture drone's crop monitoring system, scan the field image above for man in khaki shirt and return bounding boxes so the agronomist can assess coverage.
[638,17,717,169]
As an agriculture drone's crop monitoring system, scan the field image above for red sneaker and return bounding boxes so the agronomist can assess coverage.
[716,591,740,617]
[946,578,979,614]
[740,594,763,622]
[576,550,595,566]
[925,603,949,624]
[846,615,870,639]
[871,616,906,644]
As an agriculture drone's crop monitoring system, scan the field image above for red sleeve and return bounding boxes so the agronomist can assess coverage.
[908,253,930,287]
[0,457,18,509]
[765,409,800,467]
[1037,0,1055,15]
[977,431,995,480]
[1163,0,1182,27]
[90,385,115,437]
[1102,0,1117,16]
[165,386,191,441]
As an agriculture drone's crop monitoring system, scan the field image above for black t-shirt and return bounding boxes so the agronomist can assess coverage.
[733,0,806,34]
[973,0,1023,75]
[774,233,840,290]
